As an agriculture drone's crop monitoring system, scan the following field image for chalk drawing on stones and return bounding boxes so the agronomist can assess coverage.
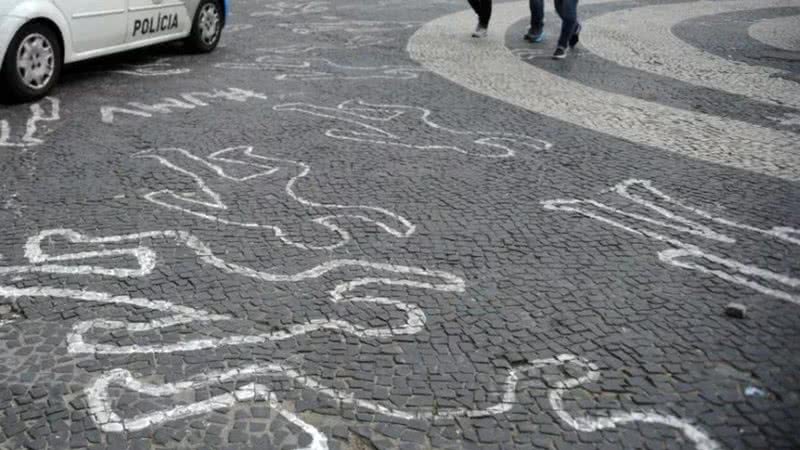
[225,23,254,33]
[0,229,718,449]
[510,48,549,61]
[109,58,191,77]
[1,228,465,352]
[274,99,552,158]
[135,146,415,250]
[337,0,462,8]
[0,97,60,148]
[279,19,419,35]
[259,35,391,55]
[88,368,328,448]
[215,56,425,80]
[0,228,463,443]
[100,87,267,124]
[542,179,800,306]
[250,1,329,17]
[84,355,719,450]
[263,18,416,56]
[0,303,20,328]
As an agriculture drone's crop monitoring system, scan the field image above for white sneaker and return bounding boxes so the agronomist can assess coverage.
[471,25,488,38]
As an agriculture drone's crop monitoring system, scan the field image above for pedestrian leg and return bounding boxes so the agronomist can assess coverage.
[467,0,482,18]
[555,0,579,49]
[525,0,546,41]
[468,0,491,37]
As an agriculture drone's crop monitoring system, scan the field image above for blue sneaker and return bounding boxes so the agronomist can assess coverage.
[523,28,545,43]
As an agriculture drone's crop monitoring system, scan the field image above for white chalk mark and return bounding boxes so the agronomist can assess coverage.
[110,58,191,77]
[22,228,161,277]
[611,180,800,246]
[659,247,800,306]
[101,87,267,124]
[0,97,61,148]
[258,18,415,57]
[547,357,721,450]
[216,57,426,80]
[0,227,461,354]
[407,1,800,181]
[280,19,419,35]
[111,64,192,77]
[260,35,391,55]
[135,146,415,250]
[275,99,552,158]
[226,23,254,33]
[584,0,800,109]
[542,179,800,305]
[337,0,462,8]
[749,14,800,52]
[0,227,718,448]
[87,354,719,450]
[0,309,20,328]
[88,368,327,450]
[250,1,329,17]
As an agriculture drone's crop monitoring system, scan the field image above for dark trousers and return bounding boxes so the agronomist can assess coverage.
[530,0,579,48]
[468,0,492,28]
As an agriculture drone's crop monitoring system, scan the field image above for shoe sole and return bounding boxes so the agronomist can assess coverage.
[552,54,567,60]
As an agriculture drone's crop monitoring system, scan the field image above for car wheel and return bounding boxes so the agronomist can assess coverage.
[186,0,223,53]
[0,22,62,102]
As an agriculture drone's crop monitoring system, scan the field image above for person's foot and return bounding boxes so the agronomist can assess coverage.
[569,24,582,48]
[552,47,568,60]
[523,28,545,43]
[472,24,488,38]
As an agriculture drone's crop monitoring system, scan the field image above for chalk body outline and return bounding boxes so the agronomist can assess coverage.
[0,97,60,148]
[110,58,191,77]
[259,35,392,55]
[0,228,718,449]
[135,146,415,250]
[0,227,461,443]
[216,56,426,80]
[274,99,552,158]
[279,19,419,35]
[542,179,800,305]
[250,1,329,17]
[100,87,267,124]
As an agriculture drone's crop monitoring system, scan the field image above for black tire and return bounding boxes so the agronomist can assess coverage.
[185,0,223,53]
[0,22,62,103]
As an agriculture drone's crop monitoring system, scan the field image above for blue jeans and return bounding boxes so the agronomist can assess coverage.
[530,0,580,48]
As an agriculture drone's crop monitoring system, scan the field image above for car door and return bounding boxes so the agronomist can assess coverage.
[127,0,191,44]
[52,0,127,54]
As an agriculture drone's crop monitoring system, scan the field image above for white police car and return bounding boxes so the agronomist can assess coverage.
[0,0,228,102]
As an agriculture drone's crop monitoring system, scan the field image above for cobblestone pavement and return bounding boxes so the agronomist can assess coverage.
[0,0,798,449]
